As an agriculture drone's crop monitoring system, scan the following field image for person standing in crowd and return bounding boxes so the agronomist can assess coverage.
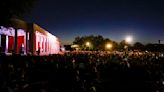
[37,48,40,56]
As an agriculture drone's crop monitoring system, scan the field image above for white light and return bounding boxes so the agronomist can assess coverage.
[71,44,79,48]
[86,42,90,46]
[125,36,133,43]
[106,43,112,49]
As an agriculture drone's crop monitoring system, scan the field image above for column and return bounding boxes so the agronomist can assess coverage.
[42,35,45,53]
[36,32,38,51]
[0,35,1,47]
[14,29,18,54]
[23,31,27,54]
[5,35,8,53]
[45,37,47,53]
[47,38,49,53]
[33,32,36,55]
[25,32,29,54]
[50,39,51,54]
[29,31,33,55]
[40,35,42,54]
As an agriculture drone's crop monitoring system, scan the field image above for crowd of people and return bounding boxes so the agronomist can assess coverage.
[0,51,164,92]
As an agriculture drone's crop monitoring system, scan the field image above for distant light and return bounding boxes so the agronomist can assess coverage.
[86,42,90,46]
[61,47,65,52]
[71,44,79,48]
[106,43,112,49]
[125,36,133,43]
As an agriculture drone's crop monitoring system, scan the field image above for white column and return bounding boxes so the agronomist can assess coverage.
[44,37,47,54]
[45,36,48,54]
[49,39,52,54]
[36,32,38,51]
[6,35,8,53]
[23,31,26,54]
[40,35,42,53]
[44,36,45,53]
[43,36,45,53]
[0,35,1,47]
[47,38,49,52]
[47,38,49,53]
[25,32,28,54]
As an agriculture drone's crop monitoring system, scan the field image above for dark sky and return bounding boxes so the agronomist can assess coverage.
[25,0,164,45]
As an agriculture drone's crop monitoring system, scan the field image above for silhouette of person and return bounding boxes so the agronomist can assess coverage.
[37,48,40,56]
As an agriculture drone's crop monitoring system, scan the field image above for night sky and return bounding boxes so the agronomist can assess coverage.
[25,0,164,45]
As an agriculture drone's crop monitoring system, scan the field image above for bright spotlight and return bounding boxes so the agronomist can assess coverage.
[125,36,133,43]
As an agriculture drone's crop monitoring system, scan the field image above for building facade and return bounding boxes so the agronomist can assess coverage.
[0,19,61,55]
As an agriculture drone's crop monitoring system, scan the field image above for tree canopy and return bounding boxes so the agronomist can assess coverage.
[72,35,164,52]
[73,35,118,51]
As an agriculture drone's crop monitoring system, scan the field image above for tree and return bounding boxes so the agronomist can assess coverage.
[145,43,155,52]
[73,36,81,44]
[133,42,145,51]
[144,43,163,52]
[118,40,127,51]
[94,35,104,50]
[112,41,119,50]
[73,35,113,51]
[0,0,36,26]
